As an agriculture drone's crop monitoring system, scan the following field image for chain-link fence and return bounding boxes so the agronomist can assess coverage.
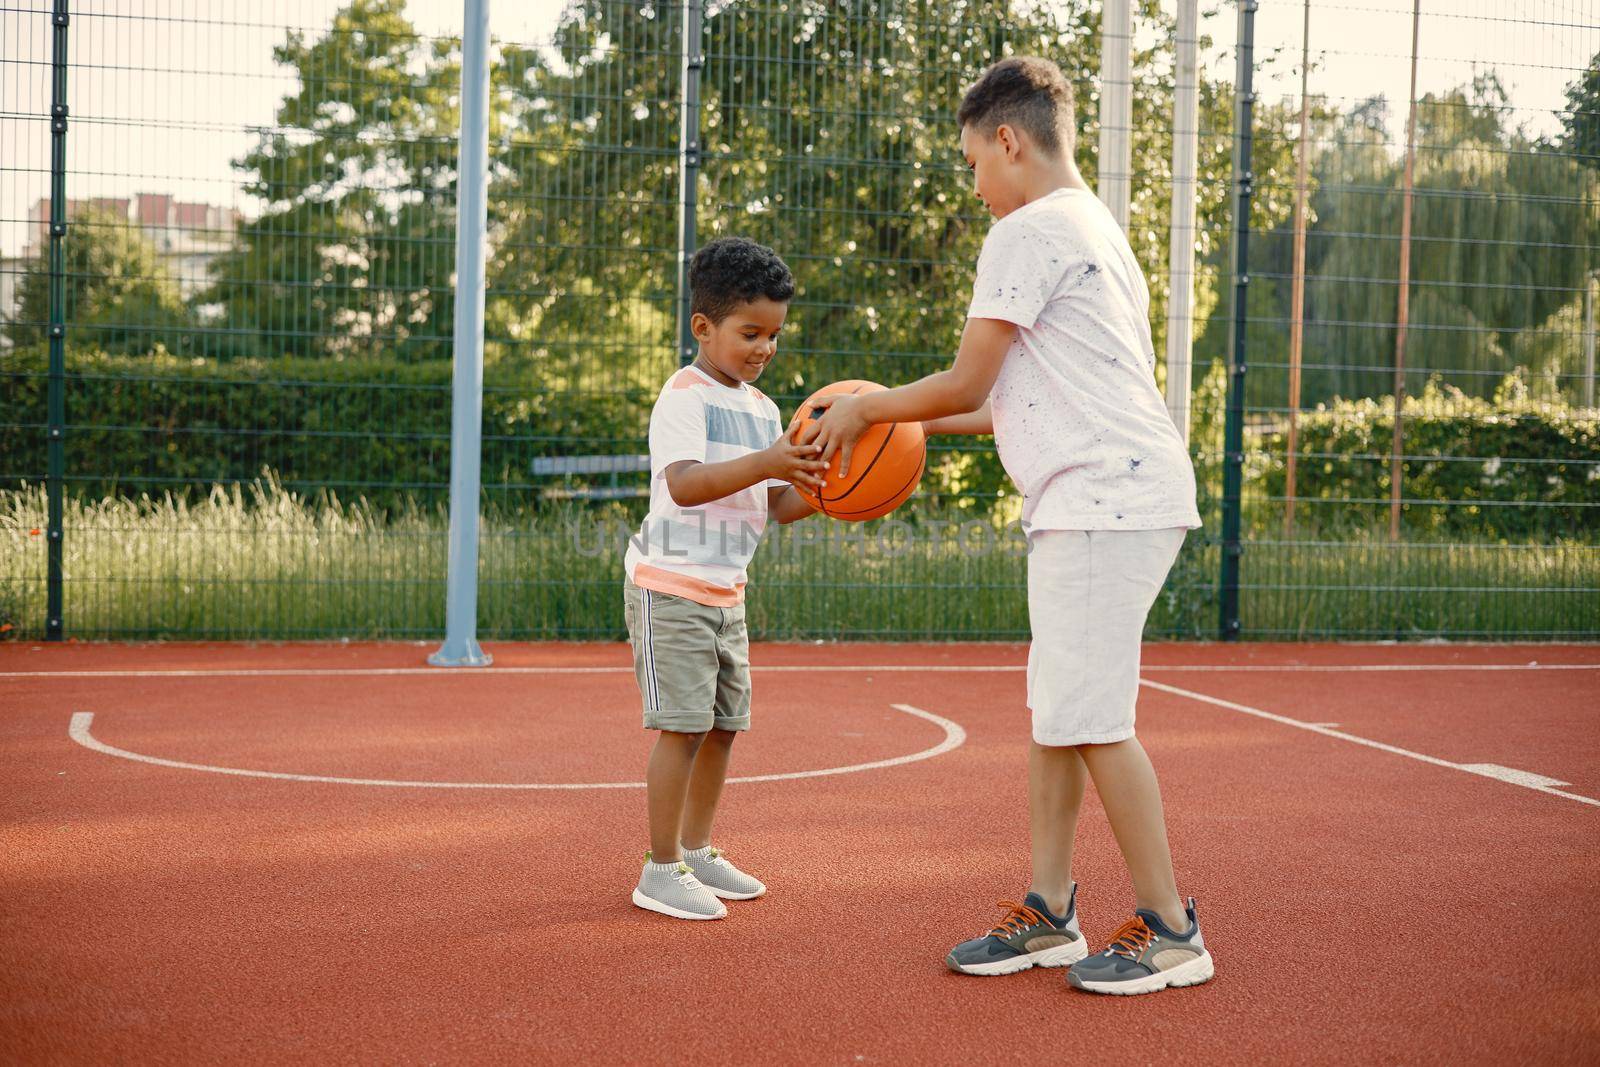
[1233,0,1600,638]
[2,0,1596,642]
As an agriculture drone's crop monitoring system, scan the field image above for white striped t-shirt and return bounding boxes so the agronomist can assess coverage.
[623,364,786,607]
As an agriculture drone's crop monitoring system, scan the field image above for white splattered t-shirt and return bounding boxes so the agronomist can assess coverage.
[967,187,1201,533]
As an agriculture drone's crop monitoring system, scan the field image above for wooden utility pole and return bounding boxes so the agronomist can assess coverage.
[1390,0,1422,541]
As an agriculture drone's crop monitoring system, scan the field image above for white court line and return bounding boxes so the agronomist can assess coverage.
[1458,764,1571,789]
[65,704,965,790]
[1144,663,1600,673]
[19,666,1007,678]
[8,662,1599,680]
[1139,678,1600,809]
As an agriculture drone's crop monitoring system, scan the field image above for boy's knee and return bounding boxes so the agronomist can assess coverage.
[658,727,710,748]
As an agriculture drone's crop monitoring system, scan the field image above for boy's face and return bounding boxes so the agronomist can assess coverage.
[691,296,789,386]
[960,122,1026,219]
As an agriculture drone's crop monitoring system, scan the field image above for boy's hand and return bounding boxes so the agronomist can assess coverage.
[795,393,872,477]
[760,438,828,492]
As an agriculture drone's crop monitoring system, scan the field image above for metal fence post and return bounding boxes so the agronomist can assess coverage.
[1165,0,1199,444]
[429,0,492,668]
[675,0,704,367]
[1220,0,1256,641]
[1097,0,1132,230]
[44,0,70,642]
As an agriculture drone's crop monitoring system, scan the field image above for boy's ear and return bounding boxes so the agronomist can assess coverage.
[995,123,1023,161]
[690,311,714,341]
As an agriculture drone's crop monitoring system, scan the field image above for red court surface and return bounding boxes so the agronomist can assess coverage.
[3,641,1598,1065]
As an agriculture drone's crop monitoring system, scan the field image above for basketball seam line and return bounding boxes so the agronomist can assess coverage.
[802,383,869,518]
[824,420,898,507]
[828,449,926,517]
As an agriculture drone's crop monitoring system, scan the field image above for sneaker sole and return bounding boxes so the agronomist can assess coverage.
[631,888,727,921]
[1068,950,1214,995]
[707,884,766,901]
[947,938,1088,976]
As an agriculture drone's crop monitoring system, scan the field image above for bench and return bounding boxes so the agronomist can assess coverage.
[531,454,651,500]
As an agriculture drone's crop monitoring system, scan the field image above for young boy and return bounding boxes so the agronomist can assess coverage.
[625,236,826,921]
[803,57,1213,993]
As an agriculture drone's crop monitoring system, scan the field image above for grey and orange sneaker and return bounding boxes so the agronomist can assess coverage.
[632,855,727,920]
[683,845,766,900]
[1067,898,1214,995]
[945,888,1087,975]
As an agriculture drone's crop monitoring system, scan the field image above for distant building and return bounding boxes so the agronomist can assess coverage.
[20,194,240,300]
[0,254,27,346]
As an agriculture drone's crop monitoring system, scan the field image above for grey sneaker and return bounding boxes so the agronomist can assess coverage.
[683,845,766,900]
[945,888,1087,975]
[1067,898,1214,995]
[632,856,727,920]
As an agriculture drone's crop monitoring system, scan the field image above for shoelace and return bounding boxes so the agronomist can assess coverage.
[986,900,1050,939]
[1102,916,1156,959]
[644,851,708,890]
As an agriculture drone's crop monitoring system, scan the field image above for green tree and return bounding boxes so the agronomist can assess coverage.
[488,0,1282,506]
[3,205,188,354]
[204,0,461,359]
[1562,51,1600,166]
[1249,76,1597,405]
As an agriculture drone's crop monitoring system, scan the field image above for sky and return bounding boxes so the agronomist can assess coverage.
[1,0,1596,257]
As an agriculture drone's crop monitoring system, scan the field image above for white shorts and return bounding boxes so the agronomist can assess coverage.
[1026,527,1187,746]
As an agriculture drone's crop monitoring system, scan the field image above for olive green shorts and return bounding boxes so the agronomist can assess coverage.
[623,578,752,733]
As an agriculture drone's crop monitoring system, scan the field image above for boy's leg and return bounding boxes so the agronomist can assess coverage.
[646,729,708,863]
[944,740,1091,975]
[681,727,736,851]
[637,727,727,920]
[627,579,722,861]
[679,726,765,899]
[677,604,765,900]
[1076,737,1186,931]
[625,580,728,919]
[1028,741,1087,917]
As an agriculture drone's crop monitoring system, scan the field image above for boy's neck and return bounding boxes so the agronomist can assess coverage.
[691,356,742,389]
[1015,156,1090,208]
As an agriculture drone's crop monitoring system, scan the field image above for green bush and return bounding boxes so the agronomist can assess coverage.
[0,346,650,509]
[0,346,1088,518]
[6,350,1594,544]
[1254,375,1600,539]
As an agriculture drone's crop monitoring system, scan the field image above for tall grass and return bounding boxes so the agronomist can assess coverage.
[2,482,1594,641]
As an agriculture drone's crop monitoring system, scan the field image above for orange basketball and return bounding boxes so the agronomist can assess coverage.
[790,380,925,521]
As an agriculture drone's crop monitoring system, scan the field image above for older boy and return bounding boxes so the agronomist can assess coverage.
[804,57,1213,993]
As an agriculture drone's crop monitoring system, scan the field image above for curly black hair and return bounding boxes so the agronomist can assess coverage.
[689,236,796,324]
[957,56,1076,157]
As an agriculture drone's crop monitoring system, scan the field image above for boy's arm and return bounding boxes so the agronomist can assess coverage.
[663,439,826,509]
[923,399,993,436]
[797,317,1014,474]
[767,484,818,524]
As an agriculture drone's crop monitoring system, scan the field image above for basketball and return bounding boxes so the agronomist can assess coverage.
[790,380,926,521]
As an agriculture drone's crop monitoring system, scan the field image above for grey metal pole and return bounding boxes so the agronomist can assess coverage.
[430,0,492,668]
[675,0,704,367]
